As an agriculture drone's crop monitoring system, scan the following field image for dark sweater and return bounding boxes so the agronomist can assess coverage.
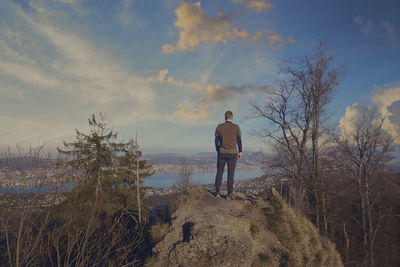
[215,121,242,154]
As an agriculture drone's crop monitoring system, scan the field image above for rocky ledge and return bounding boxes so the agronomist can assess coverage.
[147,189,343,267]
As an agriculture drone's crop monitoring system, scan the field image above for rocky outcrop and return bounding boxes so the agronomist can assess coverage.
[148,189,343,267]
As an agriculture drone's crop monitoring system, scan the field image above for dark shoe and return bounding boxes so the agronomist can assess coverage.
[226,194,233,200]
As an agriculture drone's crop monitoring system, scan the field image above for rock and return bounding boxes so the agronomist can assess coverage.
[149,189,343,267]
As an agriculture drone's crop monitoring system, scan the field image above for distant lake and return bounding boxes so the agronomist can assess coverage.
[144,168,264,188]
[0,168,264,193]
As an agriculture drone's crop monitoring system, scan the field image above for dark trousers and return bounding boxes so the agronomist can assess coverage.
[215,153,237,195]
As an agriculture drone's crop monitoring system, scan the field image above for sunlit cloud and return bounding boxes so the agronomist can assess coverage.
[148,69,184,87]
[230,0,273,13]
[162,1,278,54]
[245,0,273,13]
[267,33,284,50]
[164,103,210,125]
[148,69,204,90]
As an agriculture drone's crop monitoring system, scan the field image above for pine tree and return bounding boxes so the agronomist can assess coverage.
[57,114,124,187]
[57,113,152,217]
[51,114,152,265]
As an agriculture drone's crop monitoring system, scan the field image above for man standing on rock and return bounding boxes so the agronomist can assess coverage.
[214,111,242,199]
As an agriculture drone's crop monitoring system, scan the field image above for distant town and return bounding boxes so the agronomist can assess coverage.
[0,151,263,188]
[146,151,262,174]
[145,176,274,198]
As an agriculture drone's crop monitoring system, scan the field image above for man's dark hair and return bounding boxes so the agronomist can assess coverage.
[225,111,233,120]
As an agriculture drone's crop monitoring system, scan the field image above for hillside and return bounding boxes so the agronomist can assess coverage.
[147,188,343,267]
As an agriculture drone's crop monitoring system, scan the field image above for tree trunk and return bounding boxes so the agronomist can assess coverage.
[312,97,323,233]
[366,186,375,266]
[359,183,368,266]
[136,132,141,224]
[343,222,350,265]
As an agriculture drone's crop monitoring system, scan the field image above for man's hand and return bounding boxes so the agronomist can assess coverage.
[238,152,242,159]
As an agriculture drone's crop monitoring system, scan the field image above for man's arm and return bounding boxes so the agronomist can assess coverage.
[215,136,221,152]
[237,136,242,159]
[237,136,242,153]
[237,126,242,159]
[215,126,221,152]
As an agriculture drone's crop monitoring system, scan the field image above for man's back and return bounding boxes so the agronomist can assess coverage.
[215,122,241,154]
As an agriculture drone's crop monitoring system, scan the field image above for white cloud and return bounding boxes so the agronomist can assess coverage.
[371,85,400,139]
[0,61,58,88]
[17,11,154,105]
[340,85,400,143]
[0,114,76,150]
[339,103,376,135]
[0,1,157,147]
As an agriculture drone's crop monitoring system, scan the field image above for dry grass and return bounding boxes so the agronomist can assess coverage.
[244,202,259,214]
[150,222,169,243]
[170,186,205,212]
[268,188,343,266]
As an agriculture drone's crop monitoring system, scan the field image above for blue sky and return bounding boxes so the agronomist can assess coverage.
[1,0,399,154]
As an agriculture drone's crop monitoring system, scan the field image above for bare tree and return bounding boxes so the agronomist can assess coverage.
[176,159,192,195]
[288,44,339,234]
[335,107,394,266]
[253,44,341,233]
[0,145,64,266]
